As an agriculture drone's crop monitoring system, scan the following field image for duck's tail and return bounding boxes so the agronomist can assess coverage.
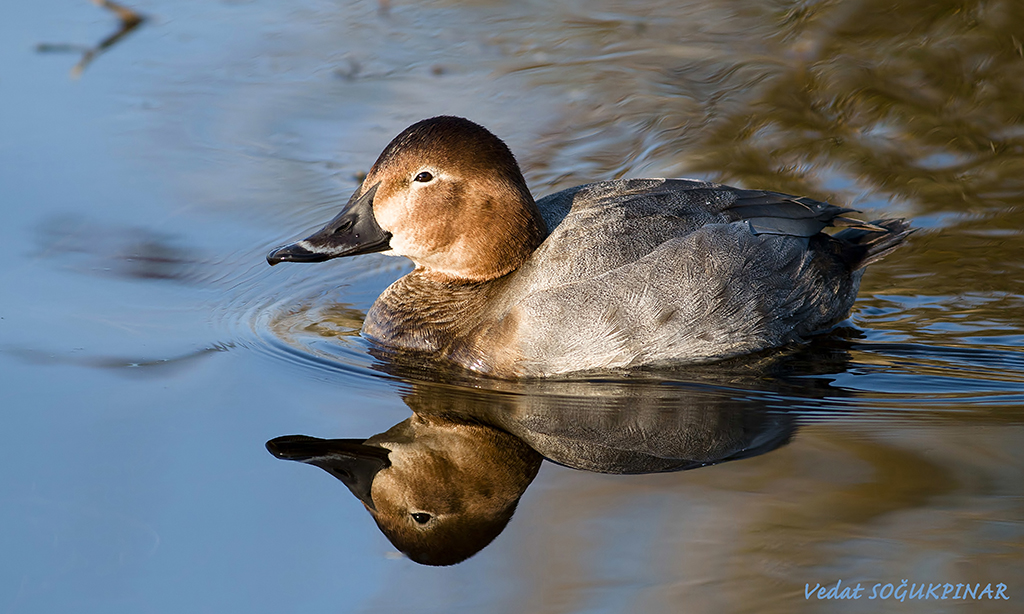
[834,218,914,270]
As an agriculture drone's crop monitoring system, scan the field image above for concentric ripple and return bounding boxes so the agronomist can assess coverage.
[214,244,413,391]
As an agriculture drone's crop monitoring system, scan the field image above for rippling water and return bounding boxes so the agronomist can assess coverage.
[1,0,1022,611]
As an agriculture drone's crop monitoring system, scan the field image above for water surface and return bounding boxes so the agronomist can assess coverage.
[1,0,1022,612]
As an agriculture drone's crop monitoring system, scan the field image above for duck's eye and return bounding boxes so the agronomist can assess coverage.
[411,512,432,524]
[413,171,434,183]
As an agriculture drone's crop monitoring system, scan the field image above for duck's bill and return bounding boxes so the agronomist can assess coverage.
[266,435,391,511]
[266,182,392,266]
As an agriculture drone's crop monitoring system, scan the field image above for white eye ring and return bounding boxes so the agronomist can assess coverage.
[413,171,434,183]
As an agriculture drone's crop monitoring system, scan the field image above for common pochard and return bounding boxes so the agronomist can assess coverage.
[268,116,911,378]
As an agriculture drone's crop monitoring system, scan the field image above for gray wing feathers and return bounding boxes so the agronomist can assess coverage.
[537,179,880,241]
[723,190,884,237]
[511,179,906,375]
[515,224,853,376]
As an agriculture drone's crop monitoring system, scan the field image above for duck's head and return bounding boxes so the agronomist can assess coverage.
[267,116,546,282]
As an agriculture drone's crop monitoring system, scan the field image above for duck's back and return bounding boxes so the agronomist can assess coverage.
[490,179,908,377]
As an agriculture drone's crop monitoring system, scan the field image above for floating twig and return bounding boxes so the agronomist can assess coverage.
[36,0,145,78]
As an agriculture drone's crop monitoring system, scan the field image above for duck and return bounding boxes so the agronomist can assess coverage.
[267,116,911,378]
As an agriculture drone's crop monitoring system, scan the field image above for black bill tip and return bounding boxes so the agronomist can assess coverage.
[266,242,331,266]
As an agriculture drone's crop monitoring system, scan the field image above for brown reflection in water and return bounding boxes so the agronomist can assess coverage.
[693,0,1024,210]
[267,346,860,565]
[515,427,977,614]
[300,304,366,338]
[36,0,144,79]
[267,328,1023,573]
[515,0,1024,213]
[268,410,544,567]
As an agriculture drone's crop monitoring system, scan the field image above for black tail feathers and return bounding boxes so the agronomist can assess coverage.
[834,218,914,270]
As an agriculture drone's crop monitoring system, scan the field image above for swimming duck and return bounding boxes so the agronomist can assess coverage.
[267,116,911,378]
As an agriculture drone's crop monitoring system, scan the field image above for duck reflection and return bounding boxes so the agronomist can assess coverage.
[267,341,855,565]
[268,413,542,567]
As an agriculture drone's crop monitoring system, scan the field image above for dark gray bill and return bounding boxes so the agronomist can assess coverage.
[266,183,391,266]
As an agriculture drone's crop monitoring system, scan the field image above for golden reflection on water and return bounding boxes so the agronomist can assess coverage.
[512,425,1020,613]
[697,0,1024,208]
[509,0,1024,213]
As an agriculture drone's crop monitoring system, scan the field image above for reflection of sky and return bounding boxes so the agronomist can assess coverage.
[0,1,393,610]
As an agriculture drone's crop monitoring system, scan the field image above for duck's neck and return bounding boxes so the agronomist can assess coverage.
[362,270,512,357]
[418,191,548,283]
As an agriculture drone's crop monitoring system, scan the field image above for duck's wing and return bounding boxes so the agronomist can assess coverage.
[527,179,880,289]
[535,178,718,232]
[720,188,883,237]
[537,178,882,239]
